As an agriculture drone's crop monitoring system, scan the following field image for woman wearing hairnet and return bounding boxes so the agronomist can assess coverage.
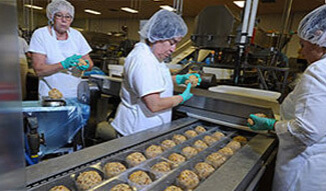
[29,0,93,98]
[111,10,200,136]
[247,5,326,191]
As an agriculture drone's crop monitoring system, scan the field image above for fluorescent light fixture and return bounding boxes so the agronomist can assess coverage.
[84,9,101,15]
[233,1,245,8]
[73,27,84,31]
[24,4,43,10]
[121,7,139,13]
[160,5,176,12]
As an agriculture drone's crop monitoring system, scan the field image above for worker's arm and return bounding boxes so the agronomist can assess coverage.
[142,93,183,113]
[142,83,193,113]
[32,52,64,77]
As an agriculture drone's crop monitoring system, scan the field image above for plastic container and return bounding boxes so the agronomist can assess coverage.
[209,85,281,103]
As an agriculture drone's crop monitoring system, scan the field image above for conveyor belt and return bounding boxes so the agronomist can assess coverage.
[27,117,276,191]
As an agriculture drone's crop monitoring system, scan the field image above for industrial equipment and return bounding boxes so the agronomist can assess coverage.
[26,88,279,191]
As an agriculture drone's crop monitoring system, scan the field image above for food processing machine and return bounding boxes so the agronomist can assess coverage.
[26,86,279,191]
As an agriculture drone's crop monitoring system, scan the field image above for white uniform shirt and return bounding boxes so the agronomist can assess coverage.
[273,56,326,191]
[29,26,92,98]
[18,37,29,60]
[111,42,173,136]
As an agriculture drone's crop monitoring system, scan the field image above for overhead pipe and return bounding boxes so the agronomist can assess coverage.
[277,0,293,51]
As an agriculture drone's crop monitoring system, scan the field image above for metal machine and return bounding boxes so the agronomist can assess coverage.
[26,86,279,191]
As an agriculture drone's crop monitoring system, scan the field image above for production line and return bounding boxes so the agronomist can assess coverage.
[26,85,279,191]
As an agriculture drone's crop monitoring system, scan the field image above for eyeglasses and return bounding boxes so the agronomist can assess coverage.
[54,13,73,21]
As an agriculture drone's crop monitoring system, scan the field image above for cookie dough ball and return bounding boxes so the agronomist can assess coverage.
[110,184,132,191]
[203,135,218,146]
[145,145,163,158]
[181,146,198,159]
[232,135,248,145]
[195,126,206,134]
[126,152,147,167]
[76,170,102,190]
[164,185,183,191]
[194,162,215,179]
[193,140,208,152]
[151,161,171,174]
[212,131,225,141]
[185,75,199,87]
[168,153,186,167]
[225,141,241,152]
[218,147,234,158]
[49,185,70,191]
[172,134,187,144]
[184,130,198,138]
[177,170,200,189]
[48,88,63,99]
[103,162,127,178]
[128,170,152,185]
[161,139,177,151]
[248,113,268,125]
[205,152,227,168]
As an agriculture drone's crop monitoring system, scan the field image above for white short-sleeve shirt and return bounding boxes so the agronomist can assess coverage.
[111,42,173,135]
[29,26,92,98]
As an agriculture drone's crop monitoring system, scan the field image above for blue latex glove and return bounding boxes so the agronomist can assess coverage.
[76,59,90,71]
[179,83,193,104]
[61,54,82,69]
[175,73,202,85]
[247,114,277,130]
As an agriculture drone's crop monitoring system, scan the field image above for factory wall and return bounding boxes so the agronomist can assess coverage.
[18,11,308,59]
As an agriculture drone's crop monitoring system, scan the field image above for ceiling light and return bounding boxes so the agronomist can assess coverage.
[84,9,101,15]
[153,0,163,2]
[160,5,176,12]
[24,4,43,10]
[121,7,139,13]
[233,1,245,8]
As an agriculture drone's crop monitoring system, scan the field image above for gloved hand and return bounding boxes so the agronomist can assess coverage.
[61,54,82,69]
[247,114,277,130]
[175,73,202,85]
[76,59,90,71]
[179,83,193,104]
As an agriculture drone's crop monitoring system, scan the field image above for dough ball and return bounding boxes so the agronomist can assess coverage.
[177,170,200,189]
[203,135,218,146]
[181,146,198,159]
[194,162,215,179]
[128,170,152,185]
[78,59,88,66]
[218,147,234,158]
[49,185,70,191]
[168,153,186,167]
[164,185,183,191]
[193,140,208,152]
[185,75,199,87]
[76,170,102,190]
[103,162,127,178]
[161,139,177,151]
[184,130,198,138]
[195,125,206,133]
[110,184,132,191]
[212,131,225,140]
[145,145,163,158]
[172,134,187,144]
[232,135,248,145]
[225,141,241,152]
[126,152,147,167]
[48,88,63,99]
[151,161,171,174]
[205,152,226,168]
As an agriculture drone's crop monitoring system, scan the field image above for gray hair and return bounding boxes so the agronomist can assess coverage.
[46,0,74,23]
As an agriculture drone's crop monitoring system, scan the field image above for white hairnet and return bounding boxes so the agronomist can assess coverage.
[46,0,74,21]
[139,10,188,43]
[298,4,326,47]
